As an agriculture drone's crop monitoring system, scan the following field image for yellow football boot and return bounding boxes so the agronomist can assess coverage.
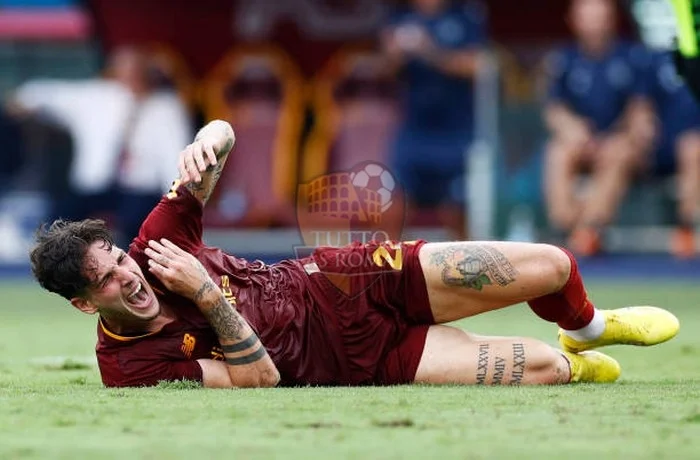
[563,351,621,383]
[559,306,680,353]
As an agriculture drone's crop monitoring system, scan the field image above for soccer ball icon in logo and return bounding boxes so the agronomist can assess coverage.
[350,163,396,213]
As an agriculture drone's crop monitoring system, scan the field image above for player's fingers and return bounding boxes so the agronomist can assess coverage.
[144,247,170,267]
[193,144,207,172]
[147,259,173,283]
[147,239,179,260]
[204,143,217,166]
[160,238,188,257]
[184,150,202,183]
[178,151,190,184]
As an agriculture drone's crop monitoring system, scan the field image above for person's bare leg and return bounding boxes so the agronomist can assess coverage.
[669,132,700,258]
[417,241,680,351]
[413,325,614,385]
[419,241,572,322]
[676,132,700,227]
[544,139,585,231]
[579,133,642,227]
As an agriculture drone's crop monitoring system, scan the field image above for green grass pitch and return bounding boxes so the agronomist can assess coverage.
[1,280,699,459]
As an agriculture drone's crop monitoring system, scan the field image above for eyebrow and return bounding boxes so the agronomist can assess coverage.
[95,250,124,287]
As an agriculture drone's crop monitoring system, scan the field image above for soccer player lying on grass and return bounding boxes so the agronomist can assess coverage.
[30,120,680,388]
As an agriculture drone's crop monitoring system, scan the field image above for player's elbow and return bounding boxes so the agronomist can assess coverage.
[233,368,280,388]
[210,119,235,147]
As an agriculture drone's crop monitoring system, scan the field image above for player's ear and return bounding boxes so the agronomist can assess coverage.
[71,297,98,315]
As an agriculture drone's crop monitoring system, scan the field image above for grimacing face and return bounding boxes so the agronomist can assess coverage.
[70,242,160,323]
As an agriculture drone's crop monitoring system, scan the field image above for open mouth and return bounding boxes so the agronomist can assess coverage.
[125,281,151,309]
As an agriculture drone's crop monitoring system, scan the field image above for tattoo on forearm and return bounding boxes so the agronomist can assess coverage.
[226,346,267,365]
[202,294,248,341]
[203,294,271,367]
[194,280,215,303]
[222,335,259,353]
[429,245,518,290]
[185,161,224,203]
[492,356,506,385]
[219,137,234,157]
[510,342,526,384]
[476,343,489,385]
[193,260,215,303]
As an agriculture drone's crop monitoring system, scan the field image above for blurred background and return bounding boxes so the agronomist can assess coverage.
[0,0,698,277]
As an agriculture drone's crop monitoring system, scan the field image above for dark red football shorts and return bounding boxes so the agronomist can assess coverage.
[308,240,434,385]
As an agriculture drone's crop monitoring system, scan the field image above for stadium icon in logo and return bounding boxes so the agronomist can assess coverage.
[295,161,406,288]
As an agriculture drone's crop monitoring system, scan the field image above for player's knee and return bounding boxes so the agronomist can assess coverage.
[540,244,572,291]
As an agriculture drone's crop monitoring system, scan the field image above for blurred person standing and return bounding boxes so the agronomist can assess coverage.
[8,46,192,246]
[543,0,655,256]
[644,49,700,258]
[381,0,487,239]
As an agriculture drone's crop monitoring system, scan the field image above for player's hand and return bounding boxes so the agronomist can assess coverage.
[145,238,215,302]
[177,137,219,185]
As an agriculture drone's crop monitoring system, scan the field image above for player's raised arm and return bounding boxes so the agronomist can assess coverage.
[178,119,236,205]
[145,238,280,388]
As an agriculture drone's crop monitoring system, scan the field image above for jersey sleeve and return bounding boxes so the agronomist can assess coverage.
[130,182,203,255]
[99,351,203,388]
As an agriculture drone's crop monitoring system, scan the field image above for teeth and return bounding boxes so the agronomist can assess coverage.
[127,282,142,301]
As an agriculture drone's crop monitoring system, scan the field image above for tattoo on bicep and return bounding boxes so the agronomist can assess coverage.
[476,343,489,385]
[429,244,518,290]
[510,342,526,385]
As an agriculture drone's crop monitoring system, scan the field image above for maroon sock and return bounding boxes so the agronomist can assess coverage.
[527,248,595,330]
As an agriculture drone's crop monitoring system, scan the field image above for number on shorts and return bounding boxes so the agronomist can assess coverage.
[372,242,403,271]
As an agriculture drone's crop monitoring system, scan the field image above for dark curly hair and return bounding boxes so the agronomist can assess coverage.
[30,219,115,300]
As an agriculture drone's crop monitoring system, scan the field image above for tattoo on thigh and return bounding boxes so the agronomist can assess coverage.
[492,356,506,385]
[510,343,526,385]
[476,343,489,385]
[429,245,517,290]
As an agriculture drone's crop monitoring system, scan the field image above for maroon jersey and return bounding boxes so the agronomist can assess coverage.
[96,185,433,387]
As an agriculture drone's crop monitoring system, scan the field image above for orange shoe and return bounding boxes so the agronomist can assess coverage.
[671,227,696,259]
[568,227,602,257]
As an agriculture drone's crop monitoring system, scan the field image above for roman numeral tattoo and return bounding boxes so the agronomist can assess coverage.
[476,343,489,385]
[492,356,506,385]
[510,342,526,384]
